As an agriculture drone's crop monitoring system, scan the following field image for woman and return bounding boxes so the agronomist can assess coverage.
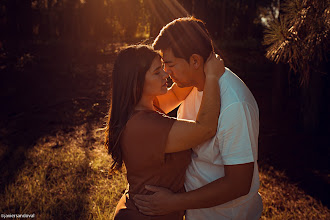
[105,44,224,219]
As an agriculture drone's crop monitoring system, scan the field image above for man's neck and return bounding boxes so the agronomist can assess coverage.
[194,70,206,91]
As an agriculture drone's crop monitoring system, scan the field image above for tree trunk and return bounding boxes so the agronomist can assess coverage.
[182,0,193,15]
[193,0,207,19]
[247,0,257,37]
[272,63,289,129]
[300,69,324,133]
[20,0,33,40]
[219,0,226,39]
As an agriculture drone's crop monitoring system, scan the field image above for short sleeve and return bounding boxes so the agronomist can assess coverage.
[122,111,176,169]
[217,102,259,165]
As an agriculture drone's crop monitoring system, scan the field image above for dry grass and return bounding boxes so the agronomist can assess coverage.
[0,123,127,220]
[259,166,330,219]
[0,123,329,219]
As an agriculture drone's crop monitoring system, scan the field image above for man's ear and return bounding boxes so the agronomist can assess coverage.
[189,54,203,69]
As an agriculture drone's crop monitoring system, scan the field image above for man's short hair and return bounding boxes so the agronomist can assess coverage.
[153,17,214,62]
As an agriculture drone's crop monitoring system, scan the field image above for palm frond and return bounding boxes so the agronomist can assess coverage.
[264,0,330,86]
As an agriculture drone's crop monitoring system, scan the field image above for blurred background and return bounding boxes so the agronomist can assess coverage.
[0,0,329,219]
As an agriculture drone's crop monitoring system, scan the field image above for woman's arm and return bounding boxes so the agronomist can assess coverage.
[153,84,193,114]
[165,54,225,153]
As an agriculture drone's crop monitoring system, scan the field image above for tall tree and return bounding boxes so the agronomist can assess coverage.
[144,0,188,38]
[5,0,33,45]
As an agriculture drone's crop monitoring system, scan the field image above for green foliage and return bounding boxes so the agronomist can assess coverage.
[264,0,330,86]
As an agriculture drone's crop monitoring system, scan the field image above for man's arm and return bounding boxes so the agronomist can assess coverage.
[133,163,254,215]
[154,83,193,114]
[171,162,253,210]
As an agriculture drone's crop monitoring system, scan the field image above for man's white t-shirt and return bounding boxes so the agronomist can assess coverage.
[177,68,263,220]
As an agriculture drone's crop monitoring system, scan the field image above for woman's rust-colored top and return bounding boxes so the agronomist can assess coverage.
[114,110,191,220]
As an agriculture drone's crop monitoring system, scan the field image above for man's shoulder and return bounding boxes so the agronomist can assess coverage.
[220,68,258,111]
[221,101,258,116]
[220,68,246,89]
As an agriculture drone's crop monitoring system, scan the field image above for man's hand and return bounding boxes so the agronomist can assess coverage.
[133,185,178,215]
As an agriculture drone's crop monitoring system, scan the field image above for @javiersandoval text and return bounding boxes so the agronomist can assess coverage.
[1,214,35,218]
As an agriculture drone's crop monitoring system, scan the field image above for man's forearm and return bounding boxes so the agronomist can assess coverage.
[173,177,241,210]
[172,163,254,211]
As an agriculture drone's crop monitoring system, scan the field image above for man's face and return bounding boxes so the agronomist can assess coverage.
[162,49,194,88]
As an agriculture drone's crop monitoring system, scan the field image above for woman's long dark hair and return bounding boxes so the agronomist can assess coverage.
[105,45,160,170]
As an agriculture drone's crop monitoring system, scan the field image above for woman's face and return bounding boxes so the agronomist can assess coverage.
[143,56,169,97]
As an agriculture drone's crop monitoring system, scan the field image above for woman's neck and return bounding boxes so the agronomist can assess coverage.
[135,95,155,111]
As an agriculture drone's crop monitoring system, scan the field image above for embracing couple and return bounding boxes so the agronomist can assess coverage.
[105,17,263,220]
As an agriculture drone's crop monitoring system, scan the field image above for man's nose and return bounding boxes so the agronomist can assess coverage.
[164,67,173,76]
[162,70,169,79]
[164,65,172,73]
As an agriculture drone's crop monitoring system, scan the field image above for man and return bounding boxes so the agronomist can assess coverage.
[133,17,263,220]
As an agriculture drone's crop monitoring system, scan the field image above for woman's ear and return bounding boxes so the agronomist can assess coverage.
[189,54,203,69]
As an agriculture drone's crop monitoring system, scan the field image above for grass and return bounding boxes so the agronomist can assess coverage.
[0,122,127,220]
[0,121,329,219]
[259,166,329,219]
[259,167,330,219]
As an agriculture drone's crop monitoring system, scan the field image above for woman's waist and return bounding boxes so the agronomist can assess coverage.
[129,184,186,197]
[127,173,187,195]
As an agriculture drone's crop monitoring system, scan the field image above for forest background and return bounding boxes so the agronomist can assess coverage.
[0,0,329,219]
